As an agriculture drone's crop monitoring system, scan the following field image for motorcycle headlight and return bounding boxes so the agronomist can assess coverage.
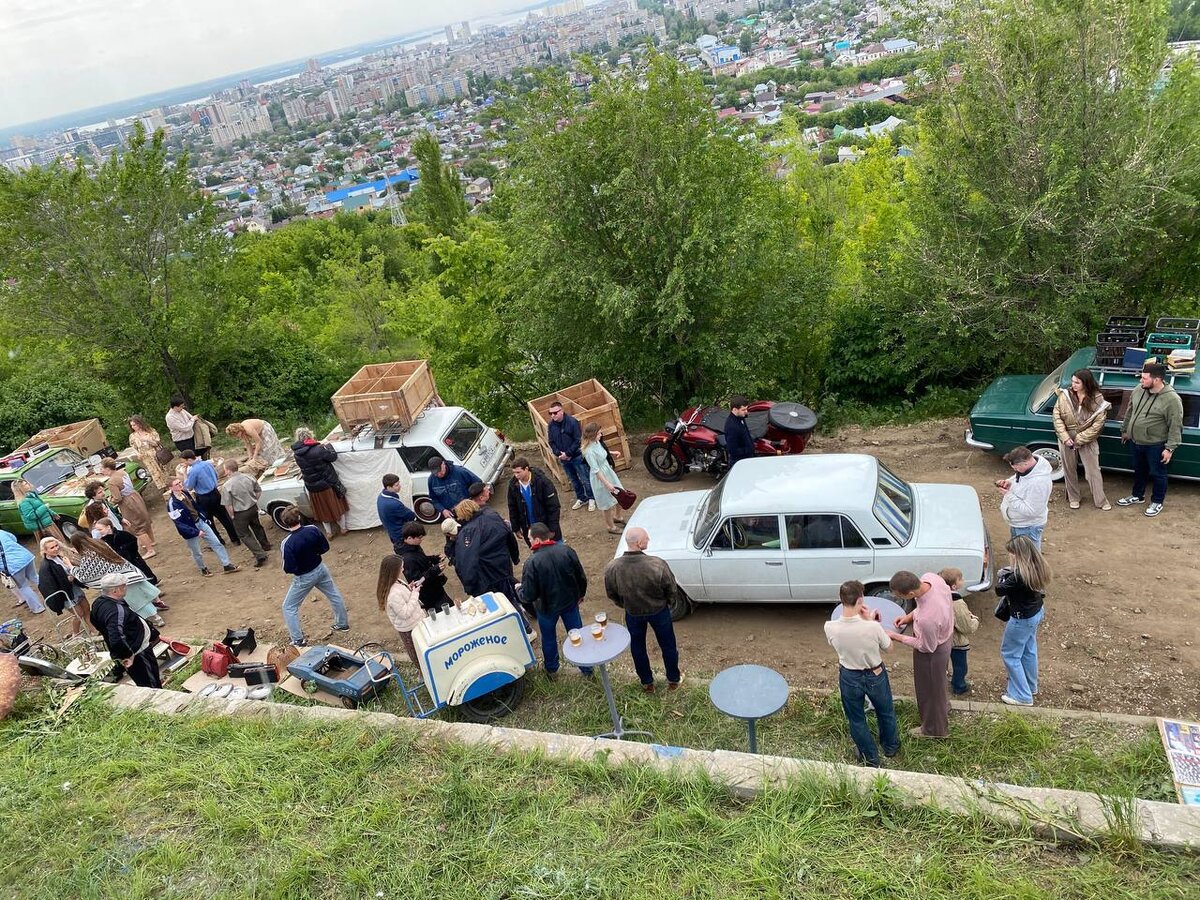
[665,420,678,432]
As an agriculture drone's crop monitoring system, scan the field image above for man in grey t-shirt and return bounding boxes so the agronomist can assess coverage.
[823,580,898,767]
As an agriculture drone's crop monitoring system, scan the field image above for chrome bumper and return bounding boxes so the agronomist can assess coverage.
[967,528,994,593]
[964,428,994,450]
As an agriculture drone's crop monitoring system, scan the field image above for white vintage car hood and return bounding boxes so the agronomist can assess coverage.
[911,483,987,551]
[617,490,708,556]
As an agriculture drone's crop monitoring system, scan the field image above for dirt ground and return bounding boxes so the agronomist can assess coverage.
[19,419,1200,718]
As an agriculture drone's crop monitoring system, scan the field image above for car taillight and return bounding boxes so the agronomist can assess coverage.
[495,431,506,441]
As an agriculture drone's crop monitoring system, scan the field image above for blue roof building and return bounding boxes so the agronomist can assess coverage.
[324,168,420,205]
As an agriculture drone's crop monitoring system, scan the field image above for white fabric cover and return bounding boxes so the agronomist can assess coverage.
[333,449,412,531]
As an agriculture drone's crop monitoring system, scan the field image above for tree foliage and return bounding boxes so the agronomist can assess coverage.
[407,132,468,237]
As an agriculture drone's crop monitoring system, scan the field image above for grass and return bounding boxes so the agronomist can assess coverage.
[0,687,1196,899]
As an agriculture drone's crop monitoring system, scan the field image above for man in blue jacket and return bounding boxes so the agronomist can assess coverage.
[279,505,349,646]
[427,456,481,519]
[377,473,416,550]
[547,401,594,511]
[724,395,755,468]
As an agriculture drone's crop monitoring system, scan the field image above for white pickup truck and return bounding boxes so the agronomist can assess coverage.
[256,406,512,528]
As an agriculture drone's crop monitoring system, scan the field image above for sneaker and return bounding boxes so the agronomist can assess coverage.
[149,615,166,628]
[201,567,213,577]
[1145,502,1164,517]
[668,673,684,691]
[292,638,308,648]
[1001,693,1034,707]
[222,564,241,574]
[254,557,269,569]
[1116,495,1144,506]
[1068,500,1080,510]
[332,624,350,632]
[642,682,656,693]
[587,499,596,512]
[571,499,584,511]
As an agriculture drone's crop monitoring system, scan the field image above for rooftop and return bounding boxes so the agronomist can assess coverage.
[719,454,882,516]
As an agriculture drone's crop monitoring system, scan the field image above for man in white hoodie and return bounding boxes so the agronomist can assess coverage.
[997,446,1053,549]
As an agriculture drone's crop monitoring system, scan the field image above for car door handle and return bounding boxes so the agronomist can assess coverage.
[851,560,871,566]
[765,561,783,566]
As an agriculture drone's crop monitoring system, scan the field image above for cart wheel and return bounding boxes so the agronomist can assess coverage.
[458,676,525,723]
[301,679,318,695]
[339,696,358,710]
[28,643,64,664]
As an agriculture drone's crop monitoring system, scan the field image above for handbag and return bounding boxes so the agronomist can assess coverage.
[154,446,174,466]
[611,487,637,510]
[0,546,15,591]
[201,641,238,678]
[994,597,1011,622]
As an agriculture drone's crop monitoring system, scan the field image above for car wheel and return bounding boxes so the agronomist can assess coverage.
[867,585,897,600]
[339,696,358,710]
[268,503,292,530]
[668,588,693,621]
[458,676,525,722]
[643,445,684,482]
[414,496,439,524]
[1031,446,1065,481]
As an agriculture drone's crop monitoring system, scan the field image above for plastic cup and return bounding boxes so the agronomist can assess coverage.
[590,623,604,640]
[594,611,607,628]
[568,629,582,647]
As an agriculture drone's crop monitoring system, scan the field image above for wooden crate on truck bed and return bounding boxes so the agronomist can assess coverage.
[527,379,631,485]
[331,360,439,431]
[17,419,109,458]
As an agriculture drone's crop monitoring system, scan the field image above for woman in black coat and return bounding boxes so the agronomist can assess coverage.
[37,536,90,635]
[292,426,350,537]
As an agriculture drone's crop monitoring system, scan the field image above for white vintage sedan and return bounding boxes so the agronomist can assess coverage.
[618,454,992,619]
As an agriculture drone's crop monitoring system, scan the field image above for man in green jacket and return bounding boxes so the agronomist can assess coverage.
[1117,362,1184,517]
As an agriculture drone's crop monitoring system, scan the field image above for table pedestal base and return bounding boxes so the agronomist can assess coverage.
[595,663,653,742]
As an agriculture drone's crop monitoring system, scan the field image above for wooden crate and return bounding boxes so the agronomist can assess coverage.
[331,360,438,431]
[527,379,631,485]
[17,418,109,457]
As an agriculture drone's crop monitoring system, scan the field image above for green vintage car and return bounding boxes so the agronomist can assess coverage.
[965,347,1200,481]
[0,448,149,536]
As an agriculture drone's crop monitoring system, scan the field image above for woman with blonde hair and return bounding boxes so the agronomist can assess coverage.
[378,554,422,666]
[226,419,285,476]
[1052,368,1110,510]
[68,532,165,628]
[100,458,156,558]
[14,479,65,543]
[38,536,90,636]
[994,535,1051,707]
[128,414,172,493]
[581,421,626,534]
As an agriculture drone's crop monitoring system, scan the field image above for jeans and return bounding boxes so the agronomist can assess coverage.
[1009,524,1044,550]
[233,507,270,562]
[838,665,899,765]
[625,606,680,685]
[537,603,592,675]
[184,521,230,570]
[6,560,45,613]
[282,562,348,643]
[1130,441,1169,504]
[950,647,970,694]
[562,456,594,503]
[1000,608,1043,704]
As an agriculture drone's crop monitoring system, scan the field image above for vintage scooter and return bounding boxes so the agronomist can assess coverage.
[642,400,817,481]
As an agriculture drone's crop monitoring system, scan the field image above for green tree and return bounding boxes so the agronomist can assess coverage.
[0,123,226,403]
[739,29,754,55]
[407,132,468,237]
[504,54,827,410]
[868,0,1200,388]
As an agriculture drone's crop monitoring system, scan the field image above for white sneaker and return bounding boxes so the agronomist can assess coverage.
[1000,693,1033,707]
[587,499,596,512]
[1145,502,1164,517]
[571,499,584,511]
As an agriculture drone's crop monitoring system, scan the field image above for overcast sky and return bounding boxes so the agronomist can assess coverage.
[0,0,525,128]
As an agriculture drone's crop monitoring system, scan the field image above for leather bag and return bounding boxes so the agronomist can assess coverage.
[201,641,238,678]
[994,597,1012,622]
[154,446,174,466]
[611,487,637,510]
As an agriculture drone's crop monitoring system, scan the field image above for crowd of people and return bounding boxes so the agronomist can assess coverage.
[0,365,1187,754]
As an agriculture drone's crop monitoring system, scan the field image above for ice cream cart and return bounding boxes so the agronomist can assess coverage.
[289,591,536,722]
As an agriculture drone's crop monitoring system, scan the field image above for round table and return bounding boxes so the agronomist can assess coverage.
[562,622,652,742]
[828,595,907,631]
[709,664,789,753]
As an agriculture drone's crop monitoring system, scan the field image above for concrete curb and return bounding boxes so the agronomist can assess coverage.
[103,684,1199,853]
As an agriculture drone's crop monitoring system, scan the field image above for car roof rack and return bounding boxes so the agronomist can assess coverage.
[1092,366,1179,386]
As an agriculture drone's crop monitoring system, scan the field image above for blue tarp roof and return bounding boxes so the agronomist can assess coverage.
[325,168,420,204]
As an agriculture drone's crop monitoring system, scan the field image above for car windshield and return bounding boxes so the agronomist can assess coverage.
[873,462,914,544]
[1028,359,1069,414]
[23,450,86,492]
[692,478,727,548]
[441,412,484,462]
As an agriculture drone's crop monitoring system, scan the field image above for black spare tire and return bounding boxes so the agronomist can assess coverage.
[767,402,817,435]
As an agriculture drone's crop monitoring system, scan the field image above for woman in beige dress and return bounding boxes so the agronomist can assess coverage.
[128,415,172,493]
[226,419,286,476]
[100,458,157,557]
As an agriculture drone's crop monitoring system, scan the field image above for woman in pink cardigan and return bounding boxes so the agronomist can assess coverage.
[887,571,955,738]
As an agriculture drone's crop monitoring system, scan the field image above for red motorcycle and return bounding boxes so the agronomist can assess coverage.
[642,401,818,482]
